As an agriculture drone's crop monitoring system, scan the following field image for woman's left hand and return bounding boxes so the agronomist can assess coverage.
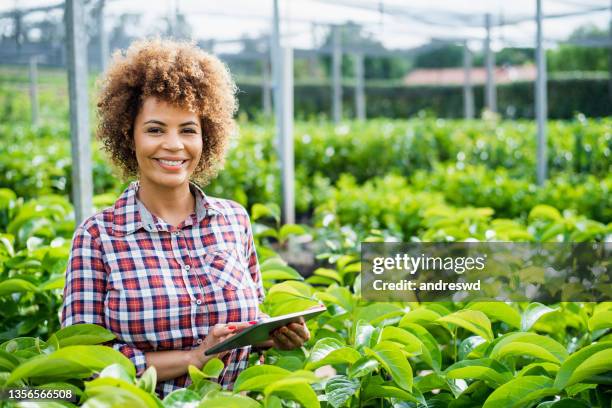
[270,317,310,350]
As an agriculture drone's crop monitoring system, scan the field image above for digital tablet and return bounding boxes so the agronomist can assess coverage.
[204,305,327,355]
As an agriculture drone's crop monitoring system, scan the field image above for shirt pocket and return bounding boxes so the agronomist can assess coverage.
[203,246,253,291]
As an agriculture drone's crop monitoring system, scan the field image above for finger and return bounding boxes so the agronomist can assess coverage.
[280,326,304,347]
[232,321,257,332]
[288,322,310,341]
[271,330,293,349]
[211,323,237,337]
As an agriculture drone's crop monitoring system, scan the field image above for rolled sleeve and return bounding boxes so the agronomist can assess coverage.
[242,211,265,304]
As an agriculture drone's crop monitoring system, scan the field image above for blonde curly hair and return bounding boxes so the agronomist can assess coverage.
[96,38,238,184]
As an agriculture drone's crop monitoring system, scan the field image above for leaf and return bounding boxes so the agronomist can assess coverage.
[588,311,612,332]
[325,375,359,408]
[437,310,493,342]
[198,393,261,408]
[163,388,202,408]
[521,303,559,332]
[83,377,161,408]
[305,340,361,370]
[482,376,557,408]
[536,399,590,408]
[201,358,224,378]
[264,378,320,408]
[445,358,513,387]
[251,203,280,224]
[362,383,418,403]
[380,326,422,353]
[99,363,134,383]
[365,341,413,391]
[313,268,342,284]
[467,302,521,329]
[233,365,289,392]
[529,205,561,221]
[0,278,38,296]
[347,356,379,379]
[399,308,442,325]
[555,342,612,389]
[136,366,157,393]
[399,323,442,372]
[52,324,116,347]
[489,333,568,365]
[278,224,307,242]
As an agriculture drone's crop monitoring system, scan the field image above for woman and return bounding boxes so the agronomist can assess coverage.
[61,39,309,398]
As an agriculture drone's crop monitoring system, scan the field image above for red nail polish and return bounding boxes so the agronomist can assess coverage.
[228,325,236,331]
[249,321,257,325]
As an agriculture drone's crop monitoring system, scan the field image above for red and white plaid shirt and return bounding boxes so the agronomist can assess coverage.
[61,181,264,398]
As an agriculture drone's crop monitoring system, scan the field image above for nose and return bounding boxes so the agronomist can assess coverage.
[161,129,184,151]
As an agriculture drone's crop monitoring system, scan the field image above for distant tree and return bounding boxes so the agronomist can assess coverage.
[413,43,463,68]
[472,47,534,67]
[547,24,609,72]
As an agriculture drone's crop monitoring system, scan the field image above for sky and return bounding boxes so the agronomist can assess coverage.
[2,0,611,53]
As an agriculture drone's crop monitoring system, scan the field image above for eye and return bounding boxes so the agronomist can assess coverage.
[146,127,163,134]
[182,128,198,134]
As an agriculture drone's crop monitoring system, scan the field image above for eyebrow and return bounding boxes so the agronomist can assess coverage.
[143,120,199,127]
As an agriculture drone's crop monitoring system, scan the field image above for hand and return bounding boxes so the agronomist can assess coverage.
[190,321,254,368]
[270,317,310,350]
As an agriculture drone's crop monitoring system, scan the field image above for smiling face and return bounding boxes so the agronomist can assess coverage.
[133,97,203,190]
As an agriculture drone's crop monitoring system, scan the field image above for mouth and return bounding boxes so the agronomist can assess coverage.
[153,158,189,170]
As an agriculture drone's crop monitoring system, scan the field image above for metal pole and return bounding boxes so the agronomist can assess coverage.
[463,40,474,119]
[484,13,497,113]
[535,0,548,185]
[96,0,108,73]
[332,25,342,123]
[29,55,39,127]
[354,52,365,120]
[65,0,93,225]
[262,55,272,117]
[280,46,294,225]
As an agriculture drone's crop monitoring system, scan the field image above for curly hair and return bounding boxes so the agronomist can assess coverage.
[96,38,238,184]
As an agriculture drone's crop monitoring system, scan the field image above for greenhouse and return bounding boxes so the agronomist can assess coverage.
[0,0,611,407]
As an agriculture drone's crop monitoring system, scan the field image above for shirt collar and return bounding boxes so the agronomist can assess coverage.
[111,181,225,236]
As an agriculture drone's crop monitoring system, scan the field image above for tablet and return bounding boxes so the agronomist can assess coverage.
[204,305,327,355]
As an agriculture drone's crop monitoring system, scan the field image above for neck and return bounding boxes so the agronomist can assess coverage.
[137,179,195,227]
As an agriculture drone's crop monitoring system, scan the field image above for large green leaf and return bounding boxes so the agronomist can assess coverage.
[136,366,157,393]
[305,338,360,370]
[201,358,224,378]
[380,326,422,354]
[347,356,380,379]
[399,308,442,326]
[325,375,359,408]
[163,388,202,408]
[555,342,612,389]
[264,378,320,408]
[521,303,558,332]
[365,341,413,391]
[445,358,513,387]
[7,356,92,385]
[437,310,493,342]
[83,377,162,408]
[588,311,612,332]
[489,333,568,364]
[0,278,38,296]
[399,323,442,372]
[51,324,116,347]
[482,376,557,408]
[362,383,418,403]
[198,393,260,408]
[233,365,289,392]
[467,302,521,329]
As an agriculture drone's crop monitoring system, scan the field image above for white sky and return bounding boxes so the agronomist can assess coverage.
[3,0,611,53]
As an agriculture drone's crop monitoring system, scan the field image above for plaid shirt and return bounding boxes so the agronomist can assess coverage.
[61,181,264,398]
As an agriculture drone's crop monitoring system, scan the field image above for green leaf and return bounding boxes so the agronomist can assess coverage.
[399,308,442,325]
[0,350,20,371]
[380,326,422,354]
[233,365,289,392]
[305,338,361,370]
[99,363,134,383]
[0,278,38,296]
[201,358,224,378]
[353,320,375,349]
[399,323,442,372]
[198,393,261,408]
[325,375,359,408]
[489,333,568,365]
[83,377,161,408]
[136,366,157,393]
[313,268,342,284]
[52,324,116,347]
[347,356,379,379]
[467,302,521,329]
[588,311,612,332]
[521,303,559,332]
[482,376,557,408]
[529,205,561,221]
[445,358,513,387]
[8,356,92,385]
[536,399,590,408]
[437,310,493,342]
[251,203,280,224]
[264,378,320,408]
[365,341,413,391]
[362,383,418,403]
[555,342,612,389]
[278,224,307,242]
[163,388,202,408]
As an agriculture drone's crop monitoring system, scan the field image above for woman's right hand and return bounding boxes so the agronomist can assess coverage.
[189,322,254,368]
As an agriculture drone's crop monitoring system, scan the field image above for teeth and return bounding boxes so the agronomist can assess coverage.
[158,159,184,166]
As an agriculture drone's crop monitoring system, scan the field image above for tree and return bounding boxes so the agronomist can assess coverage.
[547,24,609,72]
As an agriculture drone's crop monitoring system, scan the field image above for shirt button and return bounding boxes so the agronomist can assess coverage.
[197,339,203,344]
[196,299,202,305]
[184,265,191,271]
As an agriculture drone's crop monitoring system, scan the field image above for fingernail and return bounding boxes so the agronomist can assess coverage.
[249,321,257,325]
[228,325,236,331]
